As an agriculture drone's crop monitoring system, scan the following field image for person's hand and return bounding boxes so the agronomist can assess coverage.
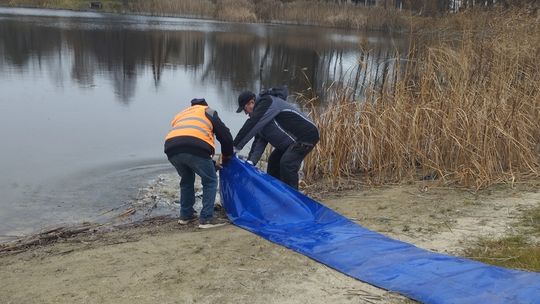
[221,154,232,166]
[213,160,222,171]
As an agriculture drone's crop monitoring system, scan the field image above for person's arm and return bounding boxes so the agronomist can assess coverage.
[206,108,233,158]
[247,135,268,165]
[233,96,273,150]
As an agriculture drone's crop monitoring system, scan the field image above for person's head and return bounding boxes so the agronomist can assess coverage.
[236,91,256,114]
[191,98,208,106]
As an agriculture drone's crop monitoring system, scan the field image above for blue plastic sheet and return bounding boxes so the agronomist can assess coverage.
[220,157,540,304]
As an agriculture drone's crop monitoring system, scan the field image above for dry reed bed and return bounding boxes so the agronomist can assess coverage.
[129,0,215,18]
[303,11,540,189]
[128,0,405,31]
[0,0,405,31]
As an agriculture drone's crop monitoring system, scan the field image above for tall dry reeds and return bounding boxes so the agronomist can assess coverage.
[263,0,405,30]
[124,0,405,31]
[302,10,540,189]
[0,0,87,10]
[128,0,215,17]
[215,0,257,22]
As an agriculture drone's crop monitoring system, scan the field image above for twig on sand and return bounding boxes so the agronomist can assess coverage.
[344,288,383,300]
[0,223,100,255]
[98,201,131,216]
[238,281,248,288]
[0,215,177,256]
[57,249,75,255]
[464,255,519,261]
[343,292,380,304]
[443,220,453,233]
[117,207,136,218]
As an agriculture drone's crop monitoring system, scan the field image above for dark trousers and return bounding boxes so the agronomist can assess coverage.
[267,142,315,189]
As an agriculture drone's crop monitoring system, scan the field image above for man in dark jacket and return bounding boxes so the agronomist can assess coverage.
[165,98,233,229]
[233,87,319,190]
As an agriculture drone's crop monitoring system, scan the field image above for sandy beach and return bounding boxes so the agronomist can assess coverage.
[1,176,538,304]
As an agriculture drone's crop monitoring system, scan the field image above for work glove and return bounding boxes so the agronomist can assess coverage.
[237,154,247,161]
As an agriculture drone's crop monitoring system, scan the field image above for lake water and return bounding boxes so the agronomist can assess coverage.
[0,7,406,240]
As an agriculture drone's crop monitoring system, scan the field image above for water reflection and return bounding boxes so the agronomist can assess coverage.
[0,9,406,105]
[0,8,407,239]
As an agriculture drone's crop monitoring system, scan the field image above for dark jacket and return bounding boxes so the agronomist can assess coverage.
[233,94,319,165]
[165,106,233,159]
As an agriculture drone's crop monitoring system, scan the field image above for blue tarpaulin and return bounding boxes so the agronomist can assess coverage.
[220,157,540,304]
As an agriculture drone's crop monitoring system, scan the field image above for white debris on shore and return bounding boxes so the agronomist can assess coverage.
[126,158,270,221]
[129,172,223,219]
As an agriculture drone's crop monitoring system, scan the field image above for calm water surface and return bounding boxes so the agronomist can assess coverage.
[0,7,406,240]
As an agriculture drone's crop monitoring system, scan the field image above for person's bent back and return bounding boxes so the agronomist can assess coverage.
[233,87,319,189]
[165,98,233,229]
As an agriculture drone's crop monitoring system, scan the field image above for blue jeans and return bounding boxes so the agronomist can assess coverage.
[168,153,217,221]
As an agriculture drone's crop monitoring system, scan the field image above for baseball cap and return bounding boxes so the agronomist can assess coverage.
[236,91,256,113]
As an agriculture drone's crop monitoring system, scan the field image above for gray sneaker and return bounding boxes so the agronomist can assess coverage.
[198,217,228,229]
[178,214,198,225]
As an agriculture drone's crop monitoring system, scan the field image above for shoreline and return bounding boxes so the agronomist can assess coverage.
[1,181,538,303]
[0,5,343,28]
[0,2,406,32]
[2,178,538,256]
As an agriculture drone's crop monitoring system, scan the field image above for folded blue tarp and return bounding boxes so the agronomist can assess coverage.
[220,157,540,304]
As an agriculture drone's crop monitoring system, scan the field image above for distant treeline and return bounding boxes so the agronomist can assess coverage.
[345,0,539,15]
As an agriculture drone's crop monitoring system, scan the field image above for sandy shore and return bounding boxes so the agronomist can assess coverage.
[1,176,539,304]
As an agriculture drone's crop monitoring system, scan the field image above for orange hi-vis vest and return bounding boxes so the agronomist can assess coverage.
[165,105,215,149]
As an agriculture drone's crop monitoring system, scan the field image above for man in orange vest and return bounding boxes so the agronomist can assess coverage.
[164,98,233,229]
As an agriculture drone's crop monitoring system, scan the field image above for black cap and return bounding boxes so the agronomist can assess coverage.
[236,91,256,113]
[191,98,208,106]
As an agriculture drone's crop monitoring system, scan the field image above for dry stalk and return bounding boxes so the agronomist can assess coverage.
[303,10,540,189]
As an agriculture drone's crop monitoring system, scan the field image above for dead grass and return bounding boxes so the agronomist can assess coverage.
[465,202,540,272]
[302,10,540,189]
[525,206,540,234]
[463,202,540,272]
[215,0,257,22]
[127,0,215,17]
[464,235,540,272]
